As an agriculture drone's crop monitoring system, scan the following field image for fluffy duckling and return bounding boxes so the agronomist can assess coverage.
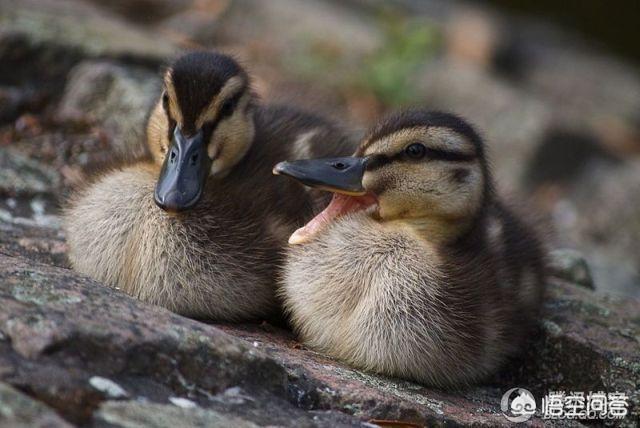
[64,51,355,321]
[274,110,546,387]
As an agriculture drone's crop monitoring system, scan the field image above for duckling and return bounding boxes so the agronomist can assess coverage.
[274,110,546,387]
[64,51,355,321]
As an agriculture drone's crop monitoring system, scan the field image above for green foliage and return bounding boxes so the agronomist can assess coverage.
[287,11,439,108]
[359,15,438,106]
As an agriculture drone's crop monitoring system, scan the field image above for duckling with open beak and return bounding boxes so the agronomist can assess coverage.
[275,110,547,387]
[274,157,376,244]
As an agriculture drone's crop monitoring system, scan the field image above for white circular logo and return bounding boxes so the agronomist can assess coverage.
[501,387,536,423]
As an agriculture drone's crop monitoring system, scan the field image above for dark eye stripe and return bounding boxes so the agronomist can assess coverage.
[162,92,170,111]
[365,148,475,171]
[220,90,244,117]
[366,153,401,170]
[423,147,476,162]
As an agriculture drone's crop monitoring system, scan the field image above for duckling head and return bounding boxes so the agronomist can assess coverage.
[275,110,492,243]
[147,51,255,212]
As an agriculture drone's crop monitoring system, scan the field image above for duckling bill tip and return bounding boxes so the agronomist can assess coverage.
[272,161,288,176]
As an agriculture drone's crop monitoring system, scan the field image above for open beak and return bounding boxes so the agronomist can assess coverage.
[274,156,375,245]
[273,157,367,195]
[154,127,212,212]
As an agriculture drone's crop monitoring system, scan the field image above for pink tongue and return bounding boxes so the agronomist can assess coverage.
[289,193,377,245]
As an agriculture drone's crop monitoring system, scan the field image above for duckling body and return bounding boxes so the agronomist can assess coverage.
[65,52,355,321]
[276,110,546,387]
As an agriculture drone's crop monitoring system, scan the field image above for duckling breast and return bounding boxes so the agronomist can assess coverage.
[64,163,280,321]
[280,213,508,387]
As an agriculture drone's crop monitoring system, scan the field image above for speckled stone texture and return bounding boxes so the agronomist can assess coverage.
[0,234,638,426]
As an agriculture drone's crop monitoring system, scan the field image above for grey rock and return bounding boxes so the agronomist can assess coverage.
[0,382,72,428]
[0,149,61,195]
[0,254,367,427]
[0,0,174,105]
[548,249,595,289]
[0,85,45,123]
[89,377,130,399]
[416,58,551,192]
[0,225,639,425]
[0,212,66,267]
[552,161,640,297]
[58,60,160,157]
[507,279,640,424]
[522,128,621,189]
[168,396,197,408]
[224,276,640,425]
[0,86,26,122]
[86,0,194,24]
[517,34,640,135]
[214,0,382,59]
[160,9,221,46]
[0,0,175,66]
[95,401,260,428]
[96,398,375,428]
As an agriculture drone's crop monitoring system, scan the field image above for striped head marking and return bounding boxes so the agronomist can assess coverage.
[357,110,490,222]
[147,51,256,212]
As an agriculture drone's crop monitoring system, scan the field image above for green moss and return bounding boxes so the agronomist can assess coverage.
[341,402,362,414]
[612,357,640,377]
[11,284,82,305]
[542,320,563,337]
[559,298,611,320]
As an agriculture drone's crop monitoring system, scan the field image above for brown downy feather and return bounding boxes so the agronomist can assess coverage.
[280,110,546,387]
[64,51,357,321]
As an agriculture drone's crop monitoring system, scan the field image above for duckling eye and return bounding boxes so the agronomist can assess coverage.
[219,98,236,119]
[405,143,426,159]
[162,92,169,111]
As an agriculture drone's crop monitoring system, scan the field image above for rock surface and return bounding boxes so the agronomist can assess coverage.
[0,0,175,73]
[0,149,61,195]
[58,61,159,157]
[0,382,72,428]
[416,58,551,190]
[0,0,175,120]
[214,0,382,59]
[0,216,639,426]
[548,249,595,290]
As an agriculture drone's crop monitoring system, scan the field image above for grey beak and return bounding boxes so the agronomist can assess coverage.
[273,156,367,195]
[154,127,212,212]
